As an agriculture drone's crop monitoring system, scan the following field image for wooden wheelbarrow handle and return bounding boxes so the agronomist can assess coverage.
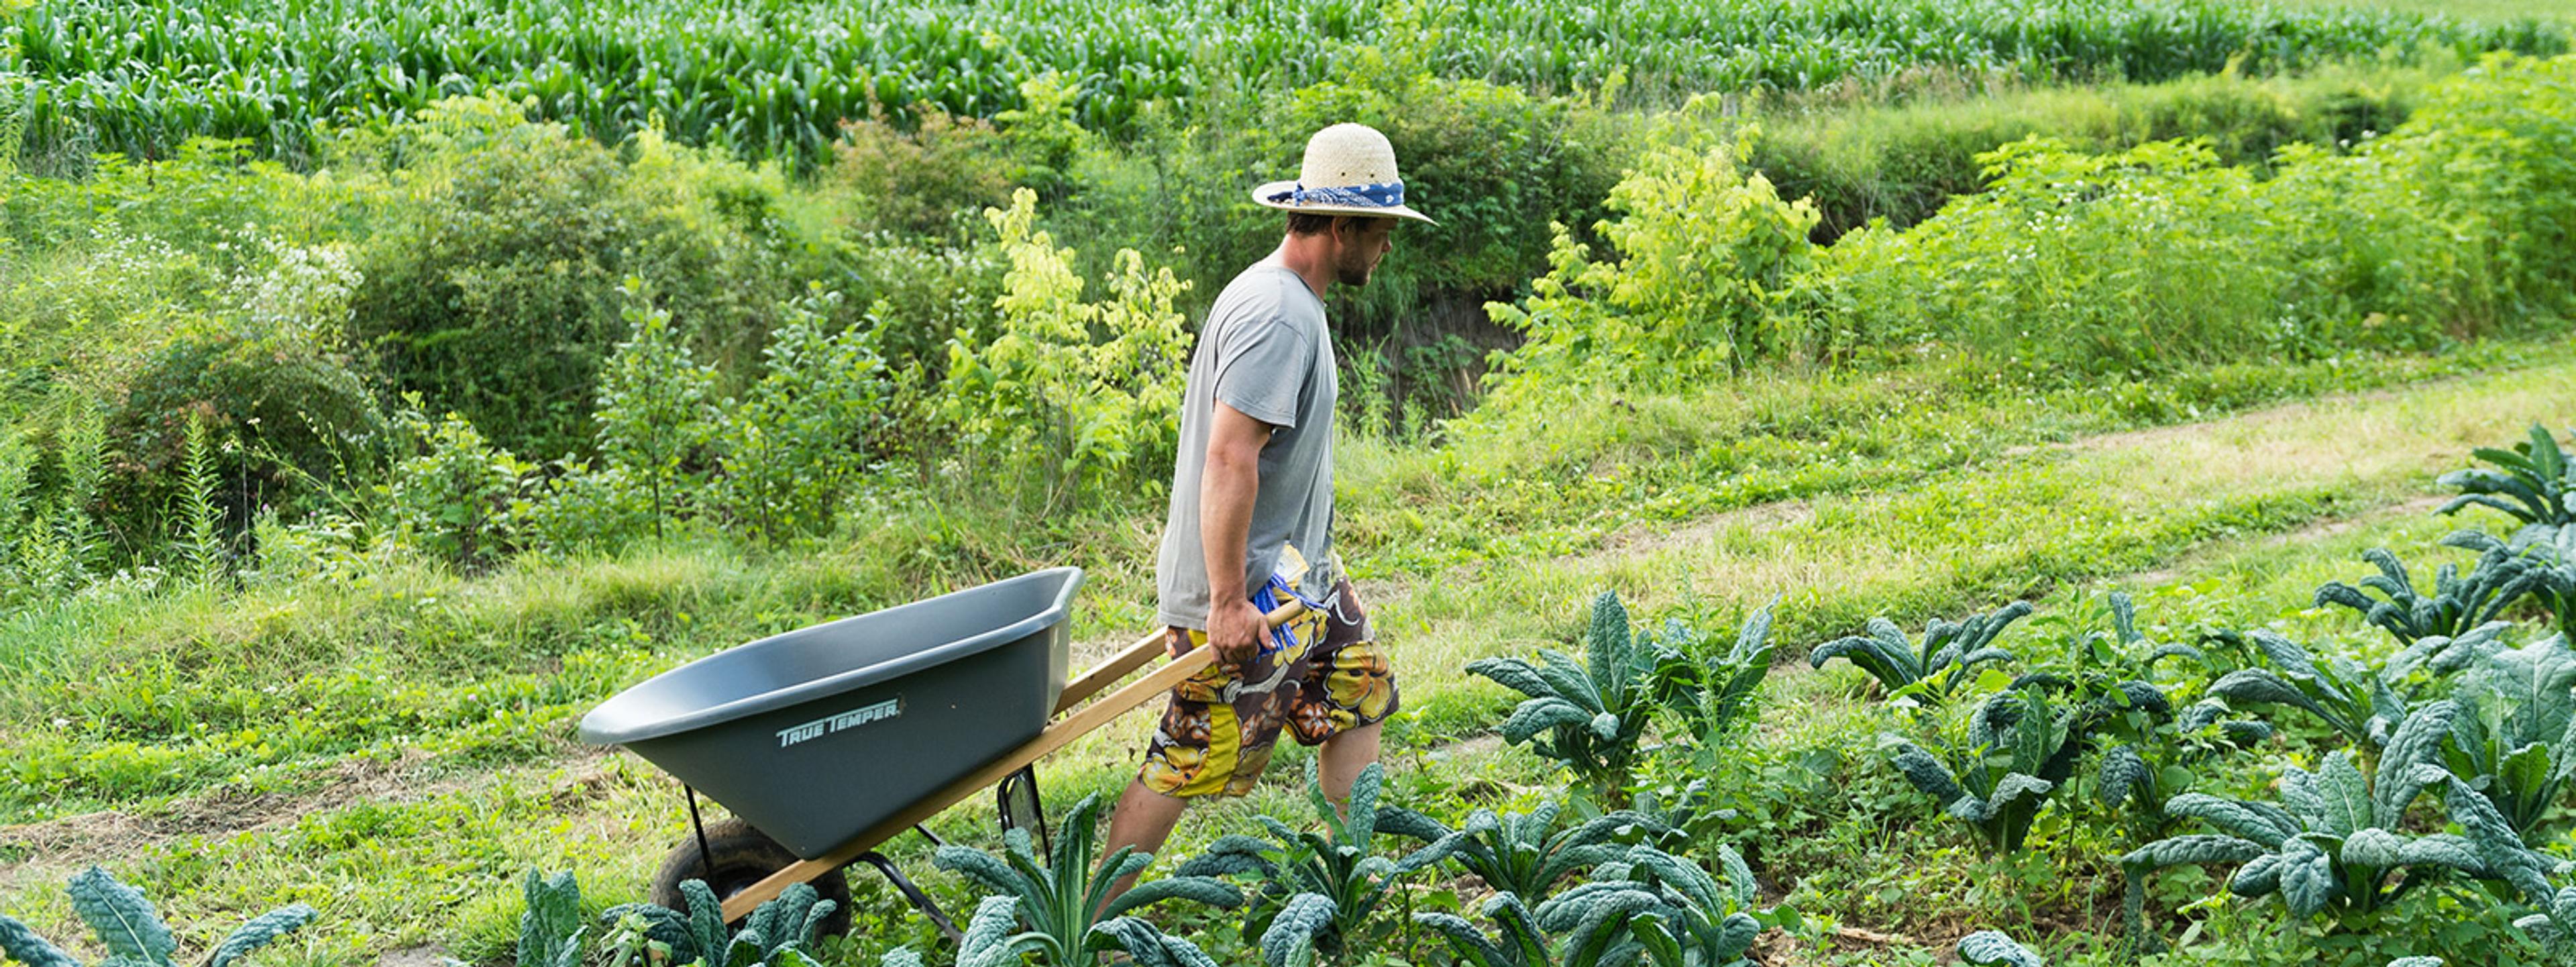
[716,599,1309,921]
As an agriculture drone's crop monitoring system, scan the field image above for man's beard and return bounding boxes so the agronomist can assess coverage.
[1334,250,1375,287]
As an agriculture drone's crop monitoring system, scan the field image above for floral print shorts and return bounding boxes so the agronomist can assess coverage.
[1138,578,1399,799]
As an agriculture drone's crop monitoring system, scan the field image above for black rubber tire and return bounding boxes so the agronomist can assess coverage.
[649,818,855,938]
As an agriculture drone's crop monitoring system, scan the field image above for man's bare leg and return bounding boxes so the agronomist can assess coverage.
[1102,778,1191,899]
[1316,720,1384,812]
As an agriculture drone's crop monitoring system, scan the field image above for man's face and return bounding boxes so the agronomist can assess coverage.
[1332,217,1397,288]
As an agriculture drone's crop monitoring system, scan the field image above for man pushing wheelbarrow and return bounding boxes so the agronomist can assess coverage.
[576,121,1430,937]
[1100,121,1431,889]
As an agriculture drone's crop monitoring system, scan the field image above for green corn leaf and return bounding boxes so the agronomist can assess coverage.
[207,905,317,967]
[68,868,176,967]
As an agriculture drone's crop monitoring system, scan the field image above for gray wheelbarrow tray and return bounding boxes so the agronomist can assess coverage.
[578,566,1304,930]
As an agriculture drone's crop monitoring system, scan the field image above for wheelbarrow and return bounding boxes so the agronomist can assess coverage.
[577,566,1303,939]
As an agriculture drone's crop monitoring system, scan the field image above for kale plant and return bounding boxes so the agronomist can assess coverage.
[930,792,1239,966]
[0,867,314,967]
[1884,686,2077,854]
[1809,600,2031,709]
[1412,892,1552,967]
[1467,591,1678,805]
[2023,593,2269,839]
[2443,635,2576,841]
[599,877,837,967]
[2514,883,2576,965]
[2439,423,2575,529]
[2196,629,2408,748]
[1413,847,1762,966]
[2447,526,2576,640]
[1650,596,1781,763]
[2123,701,2559,945]
[1377,797,1667,902]
[1529,846,1761,966]
[1177,763,1465,966]
[2314,544,2549,647]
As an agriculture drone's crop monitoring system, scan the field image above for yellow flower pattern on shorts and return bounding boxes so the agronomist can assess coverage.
[1138,577,1399,799]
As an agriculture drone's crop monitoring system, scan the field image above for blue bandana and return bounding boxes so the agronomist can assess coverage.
[1266,181,1406,210]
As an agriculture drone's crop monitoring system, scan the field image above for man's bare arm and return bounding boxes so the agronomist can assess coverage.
[1200,402,1271,666]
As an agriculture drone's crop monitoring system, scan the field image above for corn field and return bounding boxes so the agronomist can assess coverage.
[0,0,2564,166]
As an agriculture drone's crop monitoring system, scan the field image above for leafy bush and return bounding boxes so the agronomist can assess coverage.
[594,283,722,543]
[1177,763,1463,965]
[930,793,1238,966]
[347,100,812,458]
[1809,601,2031,709]
[0,866,314,967]
[1480,133,1823,407]
[382,407,529,571]
[712,285,888,544]
[1751,61,2438,241]
[832,109,1018,238]
[931,188,1190,514]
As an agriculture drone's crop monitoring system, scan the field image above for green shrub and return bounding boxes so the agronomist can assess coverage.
[832,109,1018,239]
[347,99,815,458]
[1752,61,2439,240]
[594,282,723,542]
[1480,132,1821,409]
[382,408,530,571]
[713,285,888,544]
[104,311,386,550]
[930,188,1190,514]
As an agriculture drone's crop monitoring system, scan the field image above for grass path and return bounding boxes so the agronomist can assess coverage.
[5,356,2574,964]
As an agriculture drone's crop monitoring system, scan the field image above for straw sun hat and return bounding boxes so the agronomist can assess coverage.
[1250,123,1436,225]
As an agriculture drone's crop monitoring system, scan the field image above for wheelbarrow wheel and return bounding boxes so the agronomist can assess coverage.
[649,818,854,938]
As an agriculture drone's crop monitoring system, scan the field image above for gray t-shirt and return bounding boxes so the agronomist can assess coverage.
[1155,258,1340,630]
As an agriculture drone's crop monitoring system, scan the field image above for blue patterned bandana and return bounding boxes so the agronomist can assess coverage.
[1265,181,1407,210]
